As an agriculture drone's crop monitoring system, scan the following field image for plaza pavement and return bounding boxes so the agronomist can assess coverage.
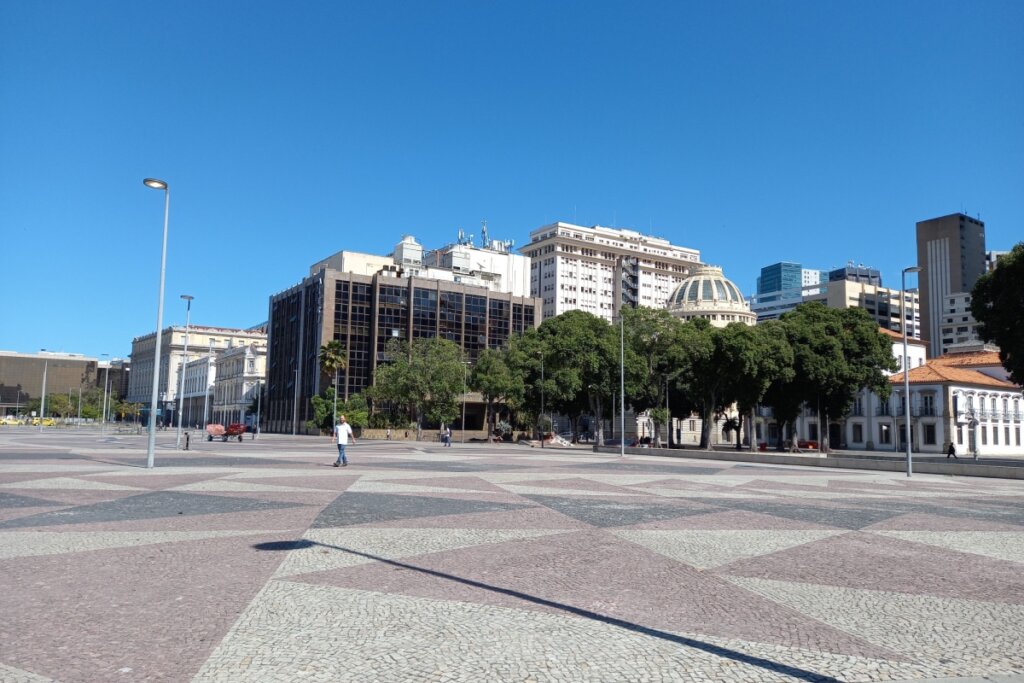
[1,430,1023,683]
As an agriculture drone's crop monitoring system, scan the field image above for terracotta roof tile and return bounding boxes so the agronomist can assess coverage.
[933,350,1002,368]
[891,363,1018,389]
[878,327,927,346]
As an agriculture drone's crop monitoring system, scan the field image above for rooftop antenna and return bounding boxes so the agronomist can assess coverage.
[481,220,488,249]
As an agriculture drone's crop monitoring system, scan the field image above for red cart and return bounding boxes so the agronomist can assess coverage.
[206,423,246,442]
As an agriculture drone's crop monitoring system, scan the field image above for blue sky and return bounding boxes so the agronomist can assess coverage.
[2,1,1021,359]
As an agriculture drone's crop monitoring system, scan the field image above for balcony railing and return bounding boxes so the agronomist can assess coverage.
[876,406,892,417]
[913,406,938,417]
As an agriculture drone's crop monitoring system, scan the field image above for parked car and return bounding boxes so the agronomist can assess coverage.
[603,437,639,447]
[797,439,819,449]
[0,416,22,426]
[30,417,56,427]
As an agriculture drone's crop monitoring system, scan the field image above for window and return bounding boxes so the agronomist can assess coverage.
[689,420,696,432]
[879,424,891,444]
[1006,426,1011,446]
[924,424,936,445]
[981,426,987,445]
[958,426,964,445]
[852,424,863,443]
[994,427,999,445]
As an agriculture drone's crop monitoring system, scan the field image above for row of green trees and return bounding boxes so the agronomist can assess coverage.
[18,387,141,422]
[310,301,898,449]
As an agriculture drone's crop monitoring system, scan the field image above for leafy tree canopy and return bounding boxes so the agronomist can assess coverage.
[971,242,1024,385]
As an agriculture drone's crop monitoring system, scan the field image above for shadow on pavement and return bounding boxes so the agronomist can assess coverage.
[254,539,841,683]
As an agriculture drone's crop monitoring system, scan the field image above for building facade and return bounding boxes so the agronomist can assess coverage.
[916,213,987,358]
[666,265,757,327]
[127,325,268,426]
[0,351,101,417]
[265,268,541,434]
[803,279,922,340]
[750,262,825,321]
[521,222,701,321]
[212,342,267,427]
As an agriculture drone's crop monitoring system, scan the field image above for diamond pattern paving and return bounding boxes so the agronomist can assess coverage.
[1,431,1023,682]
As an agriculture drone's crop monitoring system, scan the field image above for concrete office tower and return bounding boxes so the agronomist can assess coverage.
[916,213,986,358]
[521,222,701,321]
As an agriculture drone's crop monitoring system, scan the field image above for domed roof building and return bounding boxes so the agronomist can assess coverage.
[667,265,757,327]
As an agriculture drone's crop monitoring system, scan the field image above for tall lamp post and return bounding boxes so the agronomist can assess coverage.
[38,351,49,432]
[901,266,921,477]
[619,308,626,458]
[461,361,469,444]
[143,177,170,469]
[175,294,194,449]
[100,353,110,431]
[255,378,262,438]
[537,350,545,449]
[202,338,215,427]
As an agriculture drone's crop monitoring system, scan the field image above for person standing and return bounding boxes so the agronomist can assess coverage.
[333,415,355,467]
[444,425,452,447]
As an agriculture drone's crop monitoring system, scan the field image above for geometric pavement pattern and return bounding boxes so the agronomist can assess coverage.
[1,431,1023,683]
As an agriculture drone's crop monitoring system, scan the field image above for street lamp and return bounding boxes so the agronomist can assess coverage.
[461,361,469,444]
[255,378,262,439]
[901,266,921,477]
[537,350,545,448]
[203,338,215,427]
[143,177,170,469]
[38,350,49,432]
[175,294,194,449]
[619,307,626,458]
[100,353,110,431]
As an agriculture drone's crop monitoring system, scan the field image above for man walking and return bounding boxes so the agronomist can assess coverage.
[333,415,355,467]
[947,442,958,459]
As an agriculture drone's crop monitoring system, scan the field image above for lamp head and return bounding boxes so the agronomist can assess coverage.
[181,294,194,302]
[143,178,168,190]
[903,266,922,274]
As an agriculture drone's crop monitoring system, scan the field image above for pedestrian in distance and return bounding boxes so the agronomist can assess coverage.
[444,425,452,447]
[947,442,958,459]
[333,415,355,467]
[386,427,391,440]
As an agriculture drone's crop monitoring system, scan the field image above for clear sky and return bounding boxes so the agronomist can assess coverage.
[2,1,1021,360]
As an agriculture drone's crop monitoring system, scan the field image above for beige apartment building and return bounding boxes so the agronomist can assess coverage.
[804,279,922,339]
[521,222,701,321]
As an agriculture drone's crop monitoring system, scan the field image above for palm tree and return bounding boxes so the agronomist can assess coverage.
[319,340,348,423]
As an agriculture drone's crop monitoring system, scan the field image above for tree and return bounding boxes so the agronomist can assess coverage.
[764,303,896,451]
[717,322,794,450]
[623,307,682,447]
[370,337,465,434]
[522,310,642,445]
[672,318,729,449]
[469,349,522,438]
[971,242,1024,385]
[319,340,348,422]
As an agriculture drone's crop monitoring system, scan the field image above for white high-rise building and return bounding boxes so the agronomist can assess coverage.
[521,222,701,321]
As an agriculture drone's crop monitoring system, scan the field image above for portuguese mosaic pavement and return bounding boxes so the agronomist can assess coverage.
[1,431,1023,683]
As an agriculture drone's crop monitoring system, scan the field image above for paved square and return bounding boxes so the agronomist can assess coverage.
[1,430,1023,682]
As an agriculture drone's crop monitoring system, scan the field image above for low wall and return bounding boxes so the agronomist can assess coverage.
[359,428,492,442]
[594,446,1024,480]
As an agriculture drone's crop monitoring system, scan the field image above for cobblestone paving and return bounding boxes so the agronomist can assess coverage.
[1,430,1023,682]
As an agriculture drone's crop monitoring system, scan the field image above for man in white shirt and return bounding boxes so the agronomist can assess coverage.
[333,415,356,467]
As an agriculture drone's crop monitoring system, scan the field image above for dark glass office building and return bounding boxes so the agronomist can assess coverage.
[265,269,541,434]
[0,352,100,416]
